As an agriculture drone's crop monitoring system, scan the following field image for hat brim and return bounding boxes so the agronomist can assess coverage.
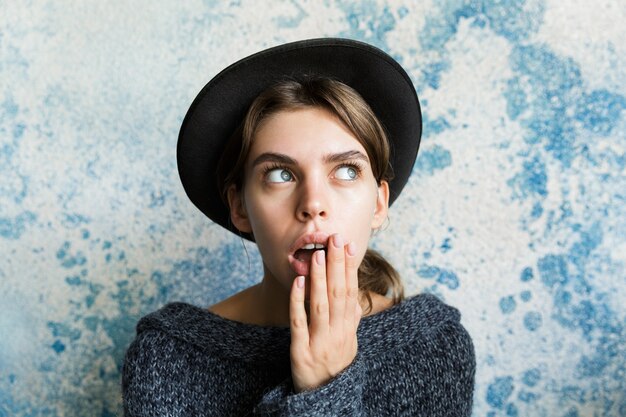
[177,38,422,240]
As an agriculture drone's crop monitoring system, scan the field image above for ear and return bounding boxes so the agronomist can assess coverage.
[227,185,252,234]
[371,180,389,229]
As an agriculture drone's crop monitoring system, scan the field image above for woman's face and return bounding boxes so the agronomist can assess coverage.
[228,107,389,292]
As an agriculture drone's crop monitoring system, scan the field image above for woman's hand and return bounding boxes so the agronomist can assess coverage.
[289,233,363,393]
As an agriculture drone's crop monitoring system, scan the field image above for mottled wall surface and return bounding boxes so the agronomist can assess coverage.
[1,1,624,416]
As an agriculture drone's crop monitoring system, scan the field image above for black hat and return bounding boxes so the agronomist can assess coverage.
[177,38,422,239]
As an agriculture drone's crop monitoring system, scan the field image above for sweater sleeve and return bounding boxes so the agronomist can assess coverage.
[253,316,475,417]
[122,330,174,417]
[413,318,476,416]
[252,351,367,416]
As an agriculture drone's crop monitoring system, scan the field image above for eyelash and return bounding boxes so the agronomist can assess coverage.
[261,161,365,182]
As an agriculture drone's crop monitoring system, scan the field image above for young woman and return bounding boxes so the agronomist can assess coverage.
[122,38,475,416]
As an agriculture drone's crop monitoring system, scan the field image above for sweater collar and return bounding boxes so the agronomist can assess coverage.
[136,293,459,364]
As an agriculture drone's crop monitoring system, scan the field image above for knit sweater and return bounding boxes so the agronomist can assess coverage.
[122,293,475,416]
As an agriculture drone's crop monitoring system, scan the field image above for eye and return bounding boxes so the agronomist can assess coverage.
[266,168,293,183]
[335,165,359,181]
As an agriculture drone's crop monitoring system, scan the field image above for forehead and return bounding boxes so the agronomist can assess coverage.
[248,107,367,159]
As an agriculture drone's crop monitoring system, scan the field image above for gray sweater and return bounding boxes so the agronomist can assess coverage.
[122,293,475,416]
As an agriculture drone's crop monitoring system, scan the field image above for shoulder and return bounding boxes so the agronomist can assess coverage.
[122,305,223,408]
[385,294,476,415]
[364,293,465,341]
[398,293,474,362]
[354,293,476,416]
[122,303,209,376]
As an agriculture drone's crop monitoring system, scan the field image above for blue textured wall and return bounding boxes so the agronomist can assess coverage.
[1,1,625,416]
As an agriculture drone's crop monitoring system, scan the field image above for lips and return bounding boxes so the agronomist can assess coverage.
[288,231,330,277]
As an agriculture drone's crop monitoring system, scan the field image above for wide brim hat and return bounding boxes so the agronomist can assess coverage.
[177,38,422,240]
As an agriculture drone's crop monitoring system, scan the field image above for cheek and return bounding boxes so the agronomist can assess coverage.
[338,188,378,248]
[244,193,289,242]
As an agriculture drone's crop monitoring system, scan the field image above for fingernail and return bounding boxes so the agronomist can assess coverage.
[297,276,305,288]
[315,249,325,265]
[332,233,343,249]
[347,241,356,257]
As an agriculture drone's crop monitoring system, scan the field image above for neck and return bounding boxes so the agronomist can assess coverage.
[253,267,303,327]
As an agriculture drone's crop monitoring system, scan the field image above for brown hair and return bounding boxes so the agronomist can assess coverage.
[216,77,405,313]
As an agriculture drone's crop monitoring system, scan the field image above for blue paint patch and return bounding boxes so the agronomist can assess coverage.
[56,241,70,259]
[520,267,533,282]
[370,6,397,40]
[148,190,170,209]
[482,0,544,42]
[553,288,571,308]
[486,376,514,409]
[63,275,103,309]
[554,297,616,340]
[56,242,87,269]
[499,295,516,314]
[504,402,518,416]
[522,368,541,387]
[563,408,579,417]
[523,311,542,331]
[414,144,452,175]
[424,114,451,137]
[65,276,81,286]
[510,43,583,94]
[507,154,548,200]
[51,340,65,354]
[567,223,602,272]
[1,95,19,117]
[440,237,452,253]
[519,290,531,302]
[507,44,585,168]
[518,390,538,403]
[13,123,25,139]
[576,352,610,378]
[273,0,308,28]
[504,76,527,120]
[0,211,36,240]
[421,61,450,90]
[419,0,546,93]
[537,254,569,288]
[420,1,464,52]
[149,241,264,307]
[437,269,459,289]
[61,213,91,229]
[575,89,626,136]
[336,1,397,51]
[530,201,543,218]
[417,264,459,290]
[47,322,82,341]
[397,6,409,19]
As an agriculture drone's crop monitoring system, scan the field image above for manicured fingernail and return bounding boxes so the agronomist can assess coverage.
[315,249,325,265]
[332,234,343,249]
[347,241,356,257]
[297,276,305,288]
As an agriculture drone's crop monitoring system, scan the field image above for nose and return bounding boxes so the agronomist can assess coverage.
[296,176,329,222]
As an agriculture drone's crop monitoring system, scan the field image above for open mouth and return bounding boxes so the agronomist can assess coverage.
[294,243,327,264]
[288,233,330,277]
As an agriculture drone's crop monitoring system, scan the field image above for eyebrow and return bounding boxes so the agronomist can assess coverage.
[251,150,369,168]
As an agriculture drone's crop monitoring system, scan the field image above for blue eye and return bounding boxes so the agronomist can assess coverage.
[335,165,358,180]
[266,168,293,183]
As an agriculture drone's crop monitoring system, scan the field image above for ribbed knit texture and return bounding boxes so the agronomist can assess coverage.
[122,293,475,416]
